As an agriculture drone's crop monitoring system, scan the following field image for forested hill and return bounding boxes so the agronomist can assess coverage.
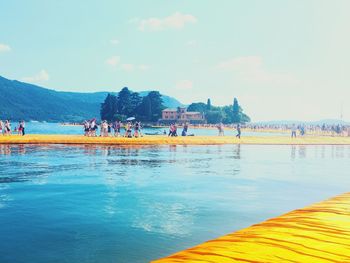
[0,76,183,122]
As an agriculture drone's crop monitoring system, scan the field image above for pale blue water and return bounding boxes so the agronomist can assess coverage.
[0,144,349,263]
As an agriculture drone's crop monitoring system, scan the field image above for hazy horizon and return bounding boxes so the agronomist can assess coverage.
[1,0,349,122]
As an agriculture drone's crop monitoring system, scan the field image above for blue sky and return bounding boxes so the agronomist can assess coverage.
[0,0,349,121]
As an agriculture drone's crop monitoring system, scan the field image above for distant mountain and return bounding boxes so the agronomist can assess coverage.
[0,76,183,122]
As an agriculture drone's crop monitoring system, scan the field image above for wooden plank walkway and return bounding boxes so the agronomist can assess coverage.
[153,192,350,263]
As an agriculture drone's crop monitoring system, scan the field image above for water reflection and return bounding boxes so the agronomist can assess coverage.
[298,146,307,159]
[291,145,296,160]
[0,144,349,187]
[288,145,350,160]
[0,143,350,263]
[1,144,349,186]
[233,144,241,159]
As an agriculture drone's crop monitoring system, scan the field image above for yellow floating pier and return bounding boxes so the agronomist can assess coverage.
[153,192,350,263]
[0,134,350,145]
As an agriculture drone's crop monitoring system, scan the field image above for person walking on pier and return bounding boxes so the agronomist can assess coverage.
[236,124,241,139]
[134,122,140,138]
[168,124,174,137]
[291,124,297,138]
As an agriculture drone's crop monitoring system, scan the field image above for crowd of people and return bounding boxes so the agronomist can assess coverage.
[176,122,350,137]
[168,122,242,138]
[246,123,350,137]
[0,120,26,136]
[1,118,348,139]
[83,119,143,138]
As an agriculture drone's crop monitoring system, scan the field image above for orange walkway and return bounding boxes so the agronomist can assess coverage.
[153,193,350,262]
[0,134,350,145]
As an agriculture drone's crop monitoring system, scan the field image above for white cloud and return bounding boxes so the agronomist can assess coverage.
[121,63,135,71]
[106,56,121,67]
[0,43,11,53]
[175,80,193,90]
[217,56,297,85]
[22,69,50,83]
[138,12,197,32]
[110,39,120,45]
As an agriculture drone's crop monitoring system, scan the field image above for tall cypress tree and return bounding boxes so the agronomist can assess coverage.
[206,98,211,111]
[117,87,131,116]
[130,92,142,116]
[100,94,118,121]
[147,91,164,121]
[232,98,241,123]
[138,96,152,121]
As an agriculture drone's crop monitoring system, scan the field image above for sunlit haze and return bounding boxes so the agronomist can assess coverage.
[1,0,349,121]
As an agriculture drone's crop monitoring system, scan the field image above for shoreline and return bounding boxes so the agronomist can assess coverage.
[0,134,350,145]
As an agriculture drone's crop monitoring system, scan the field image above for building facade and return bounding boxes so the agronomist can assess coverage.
[160,107,205,124]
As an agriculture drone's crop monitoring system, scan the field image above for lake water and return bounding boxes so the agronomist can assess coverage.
[23,122,286,137]
[0,144,349,263]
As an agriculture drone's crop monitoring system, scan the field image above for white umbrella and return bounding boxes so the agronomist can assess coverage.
[126,117,136,121]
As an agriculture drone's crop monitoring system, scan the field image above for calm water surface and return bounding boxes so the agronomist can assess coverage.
[0,144,349,263]
[24,122,286,137]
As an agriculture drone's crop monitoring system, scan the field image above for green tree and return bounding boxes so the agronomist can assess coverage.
[232,98,241,123]
[222,105,233,124]
[147,91,164,121]
[117,87,132,116]
[130,92,142,116]
[206,110,224,124]
[100,93,118,121]
[188,102,207,113]
[206,98,211,111]
[113,114,126,122]
[138,96,152,121]
[240,110,251,123]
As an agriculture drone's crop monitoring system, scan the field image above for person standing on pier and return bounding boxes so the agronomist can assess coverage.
[113,120,121,137]
[4,120,11,135]
[18,121,24,136]
[217,123,224,136]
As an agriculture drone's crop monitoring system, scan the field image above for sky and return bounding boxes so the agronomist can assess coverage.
[0,0,349,122]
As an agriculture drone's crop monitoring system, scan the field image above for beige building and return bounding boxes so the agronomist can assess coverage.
[161,107,205,123]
